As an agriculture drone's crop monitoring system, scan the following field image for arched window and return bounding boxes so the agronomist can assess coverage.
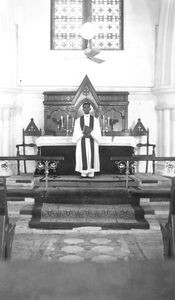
[50,0,123,50]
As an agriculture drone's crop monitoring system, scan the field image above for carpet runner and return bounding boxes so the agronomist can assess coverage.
[29,203,149,230]
[28,175,149,230]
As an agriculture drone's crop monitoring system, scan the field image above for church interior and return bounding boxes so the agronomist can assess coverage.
[0,0,175,298]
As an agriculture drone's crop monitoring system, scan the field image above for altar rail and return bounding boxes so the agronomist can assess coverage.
[1,154,174,161]
[0,156,64,189]
[110,155,175,187]
[0,154,175,188]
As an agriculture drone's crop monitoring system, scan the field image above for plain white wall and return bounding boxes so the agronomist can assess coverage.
[0,0,160,166]
[14,0,160,87]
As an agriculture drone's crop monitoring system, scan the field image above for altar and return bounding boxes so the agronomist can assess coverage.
[36,76,136,176]
[35,136,136,175]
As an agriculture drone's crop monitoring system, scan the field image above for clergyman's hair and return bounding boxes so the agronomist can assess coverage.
[82,100,91,107]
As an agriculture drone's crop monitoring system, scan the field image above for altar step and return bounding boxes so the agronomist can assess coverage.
[8,173,169,230]
[35,188,140,205]
[38,174,138,188]
[134,173,171,187]
[6,173,170,192]
[28,185,149,229]
[34,174,139,205]
[29,203,149,230]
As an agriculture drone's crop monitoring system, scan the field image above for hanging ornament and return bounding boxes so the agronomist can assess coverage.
[80,22,96,40]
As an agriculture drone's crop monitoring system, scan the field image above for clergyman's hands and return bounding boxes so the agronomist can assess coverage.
[83,126,92,137]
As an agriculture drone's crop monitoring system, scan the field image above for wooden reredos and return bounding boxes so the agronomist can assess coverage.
[43,75,129,136]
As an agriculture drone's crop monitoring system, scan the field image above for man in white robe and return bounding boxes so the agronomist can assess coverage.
[72,102,101,178]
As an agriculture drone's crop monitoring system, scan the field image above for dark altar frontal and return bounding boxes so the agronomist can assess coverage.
[35,145,134,175]
[35,136,136,176]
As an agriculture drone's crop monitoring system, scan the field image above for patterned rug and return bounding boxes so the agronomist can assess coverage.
[29,203,149,230]
[12,231,164,262]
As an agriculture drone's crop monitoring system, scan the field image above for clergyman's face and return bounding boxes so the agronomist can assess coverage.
[83,104,91,114]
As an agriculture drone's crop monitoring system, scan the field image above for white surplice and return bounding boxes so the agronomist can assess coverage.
[72,114,101,174]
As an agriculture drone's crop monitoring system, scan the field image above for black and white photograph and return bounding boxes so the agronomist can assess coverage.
[0,0,175,299]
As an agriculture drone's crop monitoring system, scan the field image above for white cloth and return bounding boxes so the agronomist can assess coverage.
[72,114,101,174]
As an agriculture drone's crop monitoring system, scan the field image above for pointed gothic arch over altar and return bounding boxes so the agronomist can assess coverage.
[43,75,129,136]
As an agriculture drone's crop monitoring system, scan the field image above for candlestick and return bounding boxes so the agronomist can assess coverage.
[108,117,110,127]
[103,115,105,128]
[66,115,69,136]
[105,119,108,131]
[67,115,69,130]
[102,115,105,135]
[72,117,74,128]
[61,116,63,128]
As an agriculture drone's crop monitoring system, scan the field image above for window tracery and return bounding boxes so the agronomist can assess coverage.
[51,0,123,50]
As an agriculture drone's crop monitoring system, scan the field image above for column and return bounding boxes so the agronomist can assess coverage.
[156,109,163,156]
[0,89,19,175]
[170,109,175,156]
[162,109,171,157]
[152,0,175,175]
[2,107,11,156]
[155,0,175,87]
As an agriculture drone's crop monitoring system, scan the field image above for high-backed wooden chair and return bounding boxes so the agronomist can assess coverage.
[131,118,156,174]
[0,172,16,260]
[16,118,41,175]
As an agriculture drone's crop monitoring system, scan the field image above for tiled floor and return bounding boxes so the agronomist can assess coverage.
[8,197,169,263]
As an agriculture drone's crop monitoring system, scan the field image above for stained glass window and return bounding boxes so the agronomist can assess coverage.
[51,0,123,50]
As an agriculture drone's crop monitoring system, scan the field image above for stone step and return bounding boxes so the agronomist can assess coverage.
[29,203,149,230]
[134,173,171,187]
[6,175,39,188]
[38,174,138,188]
[130,187,171,201]
[34,188,139,205]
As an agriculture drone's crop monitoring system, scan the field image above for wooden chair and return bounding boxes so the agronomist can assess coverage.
[16,118,41,175]
[131,118,156,174]
[0,176,16,260]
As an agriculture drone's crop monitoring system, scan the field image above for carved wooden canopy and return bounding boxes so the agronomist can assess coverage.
[43,75,129,136]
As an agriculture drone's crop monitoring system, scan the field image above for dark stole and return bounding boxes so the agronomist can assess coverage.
[80,115,94,170]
